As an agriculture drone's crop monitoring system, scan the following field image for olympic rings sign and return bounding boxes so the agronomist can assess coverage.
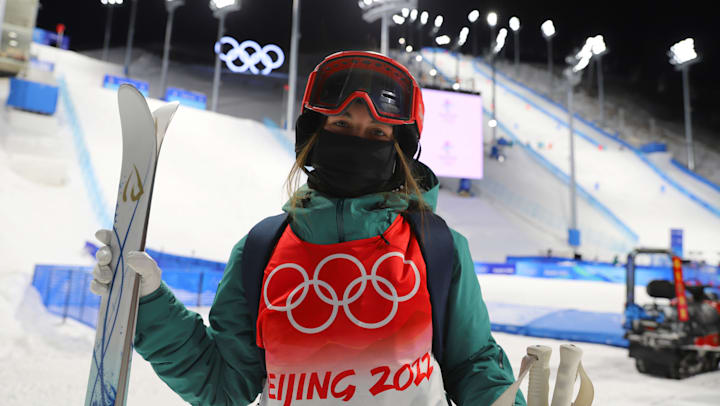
[214,37,285,75]
[263,252,421,334]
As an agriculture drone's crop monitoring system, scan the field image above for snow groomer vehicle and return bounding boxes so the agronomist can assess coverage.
[624,248,720,378]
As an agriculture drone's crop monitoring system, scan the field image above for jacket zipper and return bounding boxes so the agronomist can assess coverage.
[336,198,346,242]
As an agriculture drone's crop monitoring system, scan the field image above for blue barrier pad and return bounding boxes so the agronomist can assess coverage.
[487,302,627,347]
[103,75,149,96]
[30,58,55,72]
[639,142,667,153]
[164,87,207,110]
[7,77,59,115]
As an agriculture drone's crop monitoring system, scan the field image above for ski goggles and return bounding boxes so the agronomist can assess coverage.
[302,51,424,134]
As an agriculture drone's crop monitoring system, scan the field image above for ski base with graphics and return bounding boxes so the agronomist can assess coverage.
[84,84,178,406]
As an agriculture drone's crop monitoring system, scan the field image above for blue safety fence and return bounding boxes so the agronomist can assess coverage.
[32,263,225,329]
[33,245,720,348]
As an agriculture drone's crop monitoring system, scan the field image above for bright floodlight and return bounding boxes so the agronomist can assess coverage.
[420,11,429,25]
[401,8,410,18]
[406,45,413,52]
[669,38,698,66]
[398,37,406,45]
[493,28,507,54]
[410,9,418,22]
[393,15,405,25]
[572,37,594,72]
[509,16,520,32]
[541,20,555,38]
[434,15,443,28]
[452,82,460,90]
[435,35,451,46]
[415,54,422,62]
[487,12,497,27]
[591,35,606,55]
[429,68,437,77]
[362,0,373,6]
[211,0,237,9]
[468,10,480,23]
[458,26,470,46]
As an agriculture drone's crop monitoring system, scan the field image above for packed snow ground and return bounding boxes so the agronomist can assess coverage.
[1,44,718,404]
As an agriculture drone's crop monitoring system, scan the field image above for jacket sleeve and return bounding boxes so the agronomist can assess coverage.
[441,229,526,406]
[134,236,266,406]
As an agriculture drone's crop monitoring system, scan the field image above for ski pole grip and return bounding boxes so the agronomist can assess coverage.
[550,344,583,406]
[527,345,552,406]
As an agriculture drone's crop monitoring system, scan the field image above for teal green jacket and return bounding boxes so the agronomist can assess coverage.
[134,179,526,406]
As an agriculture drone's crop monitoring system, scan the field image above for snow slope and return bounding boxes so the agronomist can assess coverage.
[424,49,720,262]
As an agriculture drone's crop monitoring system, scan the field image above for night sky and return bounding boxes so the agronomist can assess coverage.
[36,1,719,133]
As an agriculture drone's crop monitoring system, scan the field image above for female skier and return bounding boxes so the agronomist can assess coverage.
[92,51,525,406]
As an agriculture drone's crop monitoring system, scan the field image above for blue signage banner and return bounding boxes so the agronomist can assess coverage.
[102,75,149,97]
[670,229,683,257]
[164,87,207,110]
[32,28,70,50]
[475,263,517,275]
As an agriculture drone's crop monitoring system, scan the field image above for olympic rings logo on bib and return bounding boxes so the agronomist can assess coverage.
[263,252,421,334]
[214,37,285,75]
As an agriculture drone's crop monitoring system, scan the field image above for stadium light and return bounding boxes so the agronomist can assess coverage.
[405,45,413,52]
[541,19,557,99]
[458,26,470,47]
[468,9,480,57]
[589,35,608,125]
[668,38,701,170]
[100,0,124,61]
[435,35,451,46]
[398,37,406,45]
[468,9,479,23]
[509,16,521,75]
[420,11,428,25]
[434,15,443,28]
[122,0,139,76]
[563,37,598,250]
[487,12,498,51]
[401,7,409,18]
[357,0,418,56]
[489,27,507,144]
[393,14,405,25]
[159,0,185,99]
[209,0,241,112]
[410,8,418,22]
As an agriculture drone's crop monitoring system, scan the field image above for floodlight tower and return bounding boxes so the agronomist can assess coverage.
[486,12,497,52]
[490,28,508,143]
[541,20,556,98]
[509,16,520,76]
[563,38,594,250]
[160,0,184,99]
[286,0,301,131]
[123,0,139,76]
[590,35,608,126]
[433,34,451,86]
[668,38,701,170]
[358,0,417,56]
[100,0,124,61]
[453,26,470,87]
[467,9,479,58]
[210,0,241,112]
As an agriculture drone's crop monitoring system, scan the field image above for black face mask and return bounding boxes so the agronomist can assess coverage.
[307,129,397,198]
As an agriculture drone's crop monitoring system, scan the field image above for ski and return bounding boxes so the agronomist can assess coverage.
[84,84,178,406]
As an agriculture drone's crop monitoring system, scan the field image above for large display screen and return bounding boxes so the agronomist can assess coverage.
[418,88,483,179]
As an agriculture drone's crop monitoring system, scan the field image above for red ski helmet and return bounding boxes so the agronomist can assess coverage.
[296,51,424,159]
